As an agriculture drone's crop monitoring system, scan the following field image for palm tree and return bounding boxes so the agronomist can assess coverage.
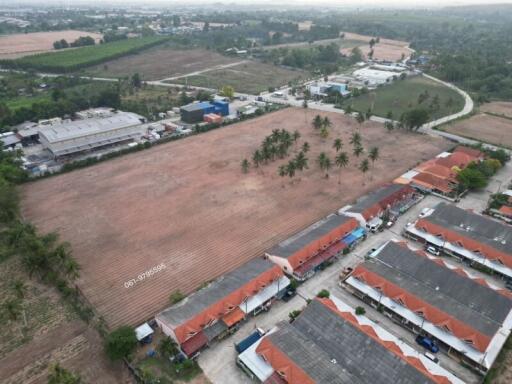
[294,151,308,171]
[302,141,310,153]
[10,280,27,299]
[3,299,21,321]
[292,130,301,148]
[353,144,364,157]
[252,150,262,168]
[356,112,365,125]
[63,258,81,280]
[286,161,296,178]
[241,159,250,174]
[270,129,280,143]
[359,158,370,184]
[349,132,362,146]
[335,152,349,184]
[369,147,379,165]
[278,165,287,177]
[312,115,323,130]
[333,138,343,152]
[317,152,332,178]
[320,126,329,139]
[323,116,332,129]
[344,104,353,115]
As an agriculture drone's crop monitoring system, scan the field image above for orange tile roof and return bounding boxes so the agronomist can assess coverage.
[435,152,474,169]
[454,146,484,159]
[412,172,453,193]
[222,307,245,327]
[422,164,457,181]
[499,205,512,218]
[352,266,491,352]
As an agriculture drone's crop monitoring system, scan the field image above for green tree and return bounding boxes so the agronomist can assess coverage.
[333,138,343,152]
[353,144,364,157]
[104,326,137,361]
[356,112,365,125]
[131,73,142,88]
[47,363,82,384]
[278,164,287,177]
[401,108,430,130]
[320,125,329,139]
[312,115,323,130]
[302,141,310,153]
[368,147,379,165]
[457,168,487,190]
[241,159,250,174]
[158,337,178,358]
[219,85,235,99]
[294,151,308,171]
[359,159,370,183]
[292,130,301,147]
[317,152,332,178]
[10,279,27,299]
[344,104,353,115]
[2,298,22,321]
[349,132,361,146]
[317,289,330,298]
[252,150,263,168]
[322,116,332,129]
[384,121,394,131]
[335,151,349,184]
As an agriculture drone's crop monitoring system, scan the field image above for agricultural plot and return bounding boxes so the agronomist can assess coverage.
[172,61,307,94]
[442,113,512,149]
[340,32,413,61]
[21,108,450,329]
[480,101,512,119]
[0,31,102,60]
[261,37,364,51]
[348,75,465,120]
[1,36,168,73]
[86,46,238,80]
[0,258,128,384]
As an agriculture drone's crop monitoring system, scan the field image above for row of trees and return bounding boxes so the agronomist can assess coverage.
[53,36,95,50]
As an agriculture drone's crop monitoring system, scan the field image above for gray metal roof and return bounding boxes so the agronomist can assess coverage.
[267,214,352,258]
[0,132,20,147]
[180,102,212,113]
[39,112,144,143]
[426,202,512,256]
[349,184,406,214]
[157,257,274,328]
[267,300,435,384]
[365,241,512,337]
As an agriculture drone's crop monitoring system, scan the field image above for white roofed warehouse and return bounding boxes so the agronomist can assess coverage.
[38,110,146,158]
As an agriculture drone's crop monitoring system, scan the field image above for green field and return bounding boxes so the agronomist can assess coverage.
[2,36,168,73]
[347,75,465,120]
[6,94,50,110]
[172,61,308,94]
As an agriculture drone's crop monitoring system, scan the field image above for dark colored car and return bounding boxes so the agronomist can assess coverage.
[416,335,439,353]
[281,288,297,302]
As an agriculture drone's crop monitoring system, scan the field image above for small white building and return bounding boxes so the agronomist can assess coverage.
[353,67,398,86]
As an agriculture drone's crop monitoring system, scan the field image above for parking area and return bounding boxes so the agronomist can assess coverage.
[197,163,511,384]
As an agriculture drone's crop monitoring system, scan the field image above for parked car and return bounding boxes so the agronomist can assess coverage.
[416,335,439,353]
[424,352,439,363]
[419,208,431,218]
[281,288,297,302]
[235,328,265,354]
[426,246,440,256]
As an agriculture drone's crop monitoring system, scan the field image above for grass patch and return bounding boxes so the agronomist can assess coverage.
[2,36,168,73]
[346,76,465,121]
[6,94,50,110]
[138,356,202,383]
[172,61,307,94]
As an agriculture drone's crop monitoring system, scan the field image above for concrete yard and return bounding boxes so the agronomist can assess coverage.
[21,107,450,329]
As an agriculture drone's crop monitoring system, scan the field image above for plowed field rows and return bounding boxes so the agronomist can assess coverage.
[21,108,450,328]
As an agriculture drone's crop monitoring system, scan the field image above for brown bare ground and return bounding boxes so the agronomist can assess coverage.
[86,47,238,80]
[443,113,512,149]
[480,101,512,119]
[341,32,413,61]
[21,108,450,328]
[0,31,103,60]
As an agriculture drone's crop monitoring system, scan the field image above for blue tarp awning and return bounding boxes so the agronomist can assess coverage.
[343,227,366,245]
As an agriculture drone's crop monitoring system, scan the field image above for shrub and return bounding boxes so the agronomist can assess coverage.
[104,326,137,360]
[170,290,185,304]
[316,289,330,298]
[289,309,302,321]
[355,306,366,315]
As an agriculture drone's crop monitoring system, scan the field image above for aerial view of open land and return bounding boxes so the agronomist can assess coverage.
[21,108,449,328]
[2,2,512,384]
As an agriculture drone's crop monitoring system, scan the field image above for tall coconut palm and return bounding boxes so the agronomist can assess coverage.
[356,112,365,125]
[317,152,332,178]
[323,116,332,129]
[320,126,329,139]
[302,141,310,153]
[292,130,301,148]
[286,161,296,178]
[241,159,250,174]
[349,132,362,146]
[359,158,370,184]
[369,147,379,165]
[252,149,262,168]
[335,152,349,184]
[294,151,308,171]
[353,144,364,157]
[312,115,323,130]
[333,138,343,152]
[278,165,287,177]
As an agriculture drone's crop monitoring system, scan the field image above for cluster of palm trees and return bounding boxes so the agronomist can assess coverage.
[278,145,309,179]
[241,128,301,173]
[349,132,380,183]
[312,114,332,139]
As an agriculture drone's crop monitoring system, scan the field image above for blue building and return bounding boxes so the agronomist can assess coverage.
[180,101,230,124]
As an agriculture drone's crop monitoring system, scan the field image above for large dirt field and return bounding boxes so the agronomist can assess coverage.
[0,258,129,384]
[0,30,103,60]
[340,32,413,61]
[86,46,239,80]
[442,113,512,149]
[480,101,512,119]
[172,61,307,94]
[21,108,450,328]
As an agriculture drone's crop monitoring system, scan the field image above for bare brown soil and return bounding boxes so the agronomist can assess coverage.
[443,113,512,149]
[21,108,450,328]
[87,46,238,80]
[341,32,413,61]
[0,31,103,60]
[480,101,512,119]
